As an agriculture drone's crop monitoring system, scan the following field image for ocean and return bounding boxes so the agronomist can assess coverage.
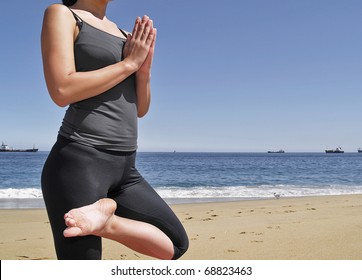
[1,151,362,208]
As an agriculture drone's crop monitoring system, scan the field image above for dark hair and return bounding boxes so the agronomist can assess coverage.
[62,0,77,6]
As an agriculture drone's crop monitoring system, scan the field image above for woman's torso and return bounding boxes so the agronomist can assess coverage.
[59,10,138,152]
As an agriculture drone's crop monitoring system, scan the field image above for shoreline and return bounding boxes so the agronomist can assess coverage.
[1,193,362,209]
[0,194,362,260]
[0,197,258,209]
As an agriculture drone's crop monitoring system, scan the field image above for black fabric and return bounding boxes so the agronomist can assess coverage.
[41,136,189,260]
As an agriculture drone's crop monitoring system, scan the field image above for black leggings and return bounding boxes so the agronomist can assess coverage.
[41,136,188,260]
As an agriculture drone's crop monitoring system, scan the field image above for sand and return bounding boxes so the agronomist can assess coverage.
[0,194,361,260]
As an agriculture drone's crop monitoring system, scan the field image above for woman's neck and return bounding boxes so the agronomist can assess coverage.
[71,0,109,19]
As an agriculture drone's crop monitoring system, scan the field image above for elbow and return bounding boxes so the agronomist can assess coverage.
[54,100,69,108]
[137,106,149,118]
[50,87,71,107]
[137,104,150,118]
[137,111,147,118]
[137,101,151,118]
[53,98,69,108]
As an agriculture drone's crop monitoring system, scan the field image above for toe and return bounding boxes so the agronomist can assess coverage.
[64,213,73,219]
[63,226,83,237]
[65,217,76,227]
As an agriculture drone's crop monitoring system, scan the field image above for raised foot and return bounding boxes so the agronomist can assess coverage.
[63,198,117,238]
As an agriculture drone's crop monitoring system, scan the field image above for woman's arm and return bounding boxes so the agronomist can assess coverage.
[136,73,151,118]
[41,4,152,107]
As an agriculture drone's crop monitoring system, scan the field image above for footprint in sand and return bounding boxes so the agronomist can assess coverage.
[254,232,264,236]
[307,208,316,211]
[16,238,27,242]
[284,210,296,213]
[267,226,280,230]
[210,214,218,217]
[350,205,362,208]
[17,255,30,259]
[202,218,213,221]
[240,231,247,235]
[251,240,264,243]
[191,234,199,241]
[210,237,216,240]
[185,217,193,220]
[227,249,239,253]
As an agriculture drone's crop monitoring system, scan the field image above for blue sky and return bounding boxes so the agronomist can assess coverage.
[0,0,361,152]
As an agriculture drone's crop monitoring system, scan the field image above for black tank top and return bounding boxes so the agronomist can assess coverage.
[59,9,138,151]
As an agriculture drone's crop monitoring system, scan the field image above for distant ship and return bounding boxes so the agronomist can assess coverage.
[358,148,362,153]
[325,147,344,154]
[267,150,285,154]
[0,142,38,152]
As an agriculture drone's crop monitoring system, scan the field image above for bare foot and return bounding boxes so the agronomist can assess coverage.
[63,198,117,238]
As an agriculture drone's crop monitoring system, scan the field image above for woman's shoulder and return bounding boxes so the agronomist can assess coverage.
[44,4,73,21]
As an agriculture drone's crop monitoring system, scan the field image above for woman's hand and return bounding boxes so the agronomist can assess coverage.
[123,15,156,118]
[137,22,157,77]
[123,16,156,73]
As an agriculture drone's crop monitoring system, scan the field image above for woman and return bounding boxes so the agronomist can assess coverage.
[41,0,188,260]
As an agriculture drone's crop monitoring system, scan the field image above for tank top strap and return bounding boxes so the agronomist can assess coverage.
[68,8,83,29]
[119,28,128,38]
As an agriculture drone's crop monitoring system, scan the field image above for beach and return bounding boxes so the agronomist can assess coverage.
[0,194,361,260]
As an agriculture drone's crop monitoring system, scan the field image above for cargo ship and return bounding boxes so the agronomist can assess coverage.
[267,150,285,153]
[325,147,344,153]
[0,142,38,152]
